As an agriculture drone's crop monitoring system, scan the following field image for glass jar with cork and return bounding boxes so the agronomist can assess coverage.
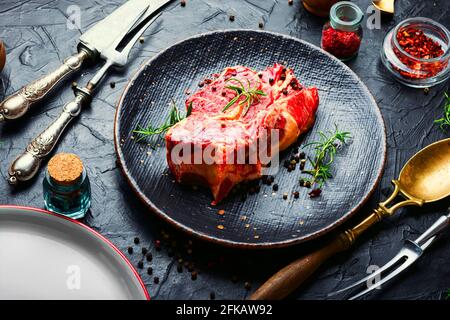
[43,153,91,219]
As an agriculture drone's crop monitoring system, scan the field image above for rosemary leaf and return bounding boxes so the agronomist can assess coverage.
[434,92,450,131]
[221,77,267,116]
[301,126,351,190]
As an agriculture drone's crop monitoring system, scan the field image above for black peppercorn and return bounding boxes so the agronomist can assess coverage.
[282,88,288,95]
[127,246,133,254]
[141,247,148,255]
[258,73,263,78]
[244,282,252,290]
[110,81,116,89]
[269,78,274,85]
[299,152,305,159]
[229,15,235,22]
[293,191,299,198]
[137,260,144,269]
[180,0,186,7]
[288,0,293,6]
[146,252,153,262]
[272,183,279,191]
[299,179,305,187]
[259,22,264,29]
[154,277,159,284]
[305,181,311,188]
[283,192,288,200]
[210,291,216,300]
[147,267,153,275]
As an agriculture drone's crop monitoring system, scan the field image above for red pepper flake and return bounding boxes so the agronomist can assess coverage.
[321,27,361,60]
[393,27,446,79]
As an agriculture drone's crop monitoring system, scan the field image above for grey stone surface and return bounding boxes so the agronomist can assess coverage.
[0,0,449,300]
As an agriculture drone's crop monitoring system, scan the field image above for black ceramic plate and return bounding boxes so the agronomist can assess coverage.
[114,30,386,248]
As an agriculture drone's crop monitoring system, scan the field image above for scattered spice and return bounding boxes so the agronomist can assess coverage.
[146,252,153,262]
[288,0,293,5]
[71,81,77,89]
[137,260,144,269]
[259,22,264,29]
[180,0,186,7]
[217,224,225,230]
[147,267,153,275]
[139,37,144,44]
[309,188,322,198]
[321,26,361,60]
[141,247,148,255]
[154,277,159,284]
[272,183,279,191]
[127,246,133,254]
[218,209,225,216]
[134,237,140,245]
[191,271,198,280]
[229,15,235,22]
[293,191,300,198]
[110,81,115,89]
[282,192,288,200]
[210,291,216,300]
[424,87,430,95]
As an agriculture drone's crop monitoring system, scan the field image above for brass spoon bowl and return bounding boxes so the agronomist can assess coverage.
[250,138,450,300]
[373,0,395,14]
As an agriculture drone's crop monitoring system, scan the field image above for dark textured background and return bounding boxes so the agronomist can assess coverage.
[0,0,449,300]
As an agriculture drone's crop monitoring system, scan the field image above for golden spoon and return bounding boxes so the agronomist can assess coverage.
[373,0,395,14]
[250,138,450,300]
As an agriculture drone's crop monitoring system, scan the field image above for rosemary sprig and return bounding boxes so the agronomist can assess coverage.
[446,289,450,300]
[133,100,192,148]
[301,126,351,189]
[434,92,450,131]
[222,77,267,116]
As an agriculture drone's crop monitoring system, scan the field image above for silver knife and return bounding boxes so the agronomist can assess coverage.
[7,4,168,185]
[0,0,170,122]
[328,209,450,300]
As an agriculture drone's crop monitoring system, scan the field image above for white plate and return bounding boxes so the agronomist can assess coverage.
[0,206,149,300]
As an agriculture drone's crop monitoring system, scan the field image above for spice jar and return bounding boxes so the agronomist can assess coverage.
[43,153,91,219]
[381,17,450,88]
[302,0,339,17]
[321,1,364,61]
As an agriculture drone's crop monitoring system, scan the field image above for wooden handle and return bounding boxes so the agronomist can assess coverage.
[249,234,350,300]
[0,50,88,122]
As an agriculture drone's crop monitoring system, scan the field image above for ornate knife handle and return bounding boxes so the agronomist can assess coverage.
[8,87,92,185]
[0,50,90,122]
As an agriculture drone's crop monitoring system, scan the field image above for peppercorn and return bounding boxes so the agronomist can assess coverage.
[127,246,133,254]
[299,152,305,159]
[211,86,217,91]
[280,74,286,81]
[424,87,430,95]
[139,37,144,43]
[244,282,252,290]
[154,277,159,284]
[283,192,288,200]
[210,291,216,300]
[293,191,299,198]
[305,181,311,188]
[259,22,264,29]
[290,159,297,165]
[273,183,279,191]
[229,15,235,22]
[198,81,204,87]
[134,237,140,245]
[269,78,274,85]
[288,0,293,5]
[309,188,322,198]
[141,247,148,255]
[180,0,186,7]
[110,81,116,89]
[191,271,198,280]
[71,81,77,89]
[282,88,288,95]
[258,73,263,78]
[137,260,144,269]
[283,160,290,168]
[147,267,153,275]
[146,252,153,262]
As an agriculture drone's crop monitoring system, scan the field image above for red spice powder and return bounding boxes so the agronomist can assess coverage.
[321,27,361,59]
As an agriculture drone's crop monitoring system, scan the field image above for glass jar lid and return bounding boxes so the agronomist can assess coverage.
[330,1,364,32]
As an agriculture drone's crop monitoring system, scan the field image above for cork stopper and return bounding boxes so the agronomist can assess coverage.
[47,153,84,186]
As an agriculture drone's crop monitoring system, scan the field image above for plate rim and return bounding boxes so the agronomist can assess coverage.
[0,205,150,300]
[114,29,387,249]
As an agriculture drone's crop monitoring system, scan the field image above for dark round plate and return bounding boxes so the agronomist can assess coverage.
[114,30,386,249]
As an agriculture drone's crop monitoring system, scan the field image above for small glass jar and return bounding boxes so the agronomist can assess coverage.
[380,17,450,88]
[43,153,91,219]
[321,1,364,61]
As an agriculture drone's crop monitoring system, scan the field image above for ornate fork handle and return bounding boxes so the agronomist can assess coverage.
[8,87,92,185]
[0,50,91,122]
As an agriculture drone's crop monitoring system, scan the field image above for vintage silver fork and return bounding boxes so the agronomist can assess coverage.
[8,7,162,185]
[329,209,450,300]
